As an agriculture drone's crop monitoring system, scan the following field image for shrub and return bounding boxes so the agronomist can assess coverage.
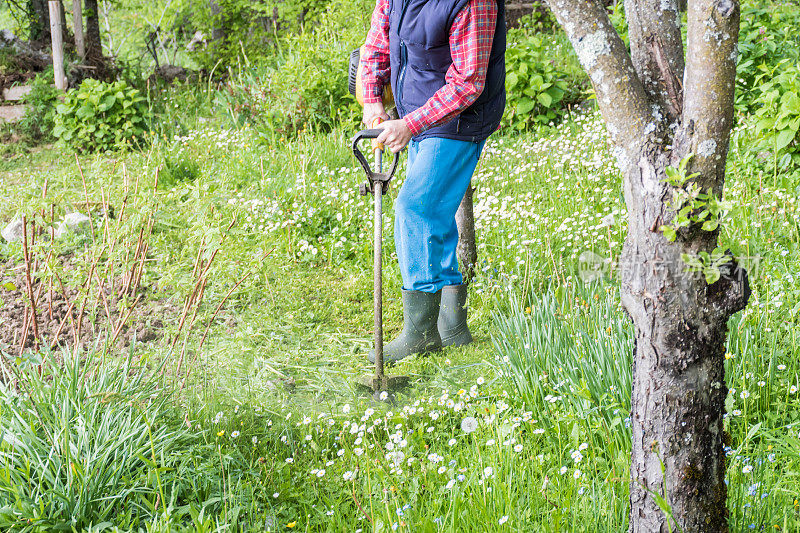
[53,79,149,152]
[753,61,800,170]
[187,0,332,72]
[502,33,586,131]
[735,1,800,113]
[18,69,59,142]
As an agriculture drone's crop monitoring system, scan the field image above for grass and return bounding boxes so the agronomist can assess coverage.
[1,7,800,530]
[1,101,798,530]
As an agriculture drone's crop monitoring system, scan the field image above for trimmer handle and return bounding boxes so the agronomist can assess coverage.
[351,129,400,195]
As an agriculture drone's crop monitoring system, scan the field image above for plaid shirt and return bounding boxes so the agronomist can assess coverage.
[361,0,498,137]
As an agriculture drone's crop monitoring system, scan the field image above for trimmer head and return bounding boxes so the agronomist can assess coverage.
[356,374,411,393]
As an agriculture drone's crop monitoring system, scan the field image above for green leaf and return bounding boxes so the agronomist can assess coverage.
[98,94,116,112]
[660,226,677,242]
[755,117,775,133]
[537,92,553,108]
[705,267,721,284]
[517,98,536,115]
[507,72,519,89]
[701,219,719,232]
[775,128,796,151]
[546,86,565,102]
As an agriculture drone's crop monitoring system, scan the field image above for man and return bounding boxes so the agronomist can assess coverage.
[361,0,506,363]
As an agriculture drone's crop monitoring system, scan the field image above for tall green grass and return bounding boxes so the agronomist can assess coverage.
[0,351,190,531]
[492,282,633,462]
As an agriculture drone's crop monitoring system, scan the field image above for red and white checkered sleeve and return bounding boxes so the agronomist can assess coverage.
[403,0,498,136]
[361,0,392,104]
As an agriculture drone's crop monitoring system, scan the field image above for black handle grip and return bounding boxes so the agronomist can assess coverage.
[351,129,400,190]
[352,129,385,141]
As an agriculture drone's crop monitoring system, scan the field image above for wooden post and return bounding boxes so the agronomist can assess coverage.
[48,1,67,91]
[73,0,85,59]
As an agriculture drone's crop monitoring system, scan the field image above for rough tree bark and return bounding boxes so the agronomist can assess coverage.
[544,0,749,530]
[83,0,101,58]
[28,0,51,44]
[456,187,478,284]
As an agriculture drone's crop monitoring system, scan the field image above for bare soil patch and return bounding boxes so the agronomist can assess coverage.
[0,255,177,355]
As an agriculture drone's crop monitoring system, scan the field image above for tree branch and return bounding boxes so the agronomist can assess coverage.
[624,0,685,122]
[677,0,740,187]
[545,0,652,161]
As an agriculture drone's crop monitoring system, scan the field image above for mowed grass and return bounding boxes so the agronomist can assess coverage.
[1,99,800,531]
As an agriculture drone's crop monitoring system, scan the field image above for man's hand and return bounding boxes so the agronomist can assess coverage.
[376,119,412,153]
[363,102,390,129]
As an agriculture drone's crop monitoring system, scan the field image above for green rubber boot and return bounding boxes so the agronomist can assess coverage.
[369,289,442,364]
[438,284,473,347]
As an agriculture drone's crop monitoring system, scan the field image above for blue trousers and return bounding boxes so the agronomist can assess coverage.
[394,137,485,293]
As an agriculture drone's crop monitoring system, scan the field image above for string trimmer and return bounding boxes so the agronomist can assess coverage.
[348,48,409,395]
[351,127,409,395]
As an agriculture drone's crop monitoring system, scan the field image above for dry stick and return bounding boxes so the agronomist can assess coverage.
[130,212,155,296]
[131,234,151,294]
[181,249,274,389]
[49,299,78,351]
[73,252,102,353]
[351,481,372,524]
[100,184,111,246]
[173,230,230,369]
[30,253,52,350]
[48,204,55,322]
[170,214,237,350]
[75,154,97,247]
[129,168,159,295]
[174,272,210,378]
[175,264,214,376]
[170,215,235,348]
[21,216,41,350]
[18,308,30,359]
[126,226,146,296]
[93,268,114,327]
[134,165,142,195]
[108,193,130,293]
[123,226,147,297]
[170,243,208,350]
[53,271,80,346]
[109,295,142,347]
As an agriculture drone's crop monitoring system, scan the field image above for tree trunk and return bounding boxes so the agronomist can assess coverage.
[545,0,749,530]
[456,186,477,284]
[29,0,69,54]
[48,1,66,90]
[28,0,50,44]
[72,0,85,59]
[84,0,101,58]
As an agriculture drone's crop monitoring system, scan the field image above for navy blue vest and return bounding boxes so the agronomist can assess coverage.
[388,0,506,142]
